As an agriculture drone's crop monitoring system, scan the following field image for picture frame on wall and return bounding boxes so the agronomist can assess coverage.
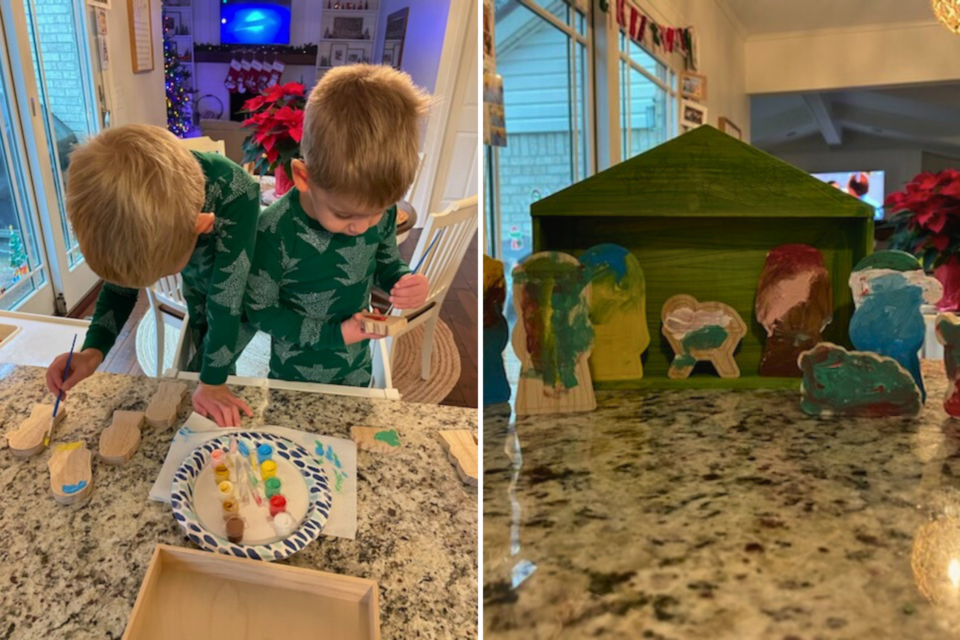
[87,0,111,9]
[331,43,347,66]
[719,117,743,141]
[381,46,394,67]
[681,100,708,129]
[127,0,154,73]
[96,8,109,35]
[332,16,364,39]
[483,0,494,72]
[346,48,364,64]
[680,72,707,101]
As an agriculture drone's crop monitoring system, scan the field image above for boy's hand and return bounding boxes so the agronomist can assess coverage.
[45,348,103,400]
[342,313,384,345]
[193,383,253,428]
[390,274,429,310]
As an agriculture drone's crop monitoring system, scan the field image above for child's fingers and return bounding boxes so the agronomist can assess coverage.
[226,403,241,428]
[232,396,253,417]
[392,277,419,289]
[46,366,63,396]
[207,403,227,427]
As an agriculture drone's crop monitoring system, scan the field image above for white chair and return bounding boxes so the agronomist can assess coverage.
[178,136,226,156]
[144,275,188,378]
[379,195,478,381]
[405,152,426,203]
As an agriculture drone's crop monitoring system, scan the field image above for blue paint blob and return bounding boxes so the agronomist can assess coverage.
[61,480,87,495]
[579,244,632,284]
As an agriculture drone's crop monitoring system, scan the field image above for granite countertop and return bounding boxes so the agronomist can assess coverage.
[483,361,960,639]
[0,365,477,639]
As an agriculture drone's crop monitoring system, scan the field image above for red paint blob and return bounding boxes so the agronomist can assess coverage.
[269,495,287,517]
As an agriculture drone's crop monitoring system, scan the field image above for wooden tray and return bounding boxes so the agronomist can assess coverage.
[123,545,380,639]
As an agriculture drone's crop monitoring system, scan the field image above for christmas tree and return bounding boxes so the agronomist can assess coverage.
[8,226,25,271]
[164,13,192,137]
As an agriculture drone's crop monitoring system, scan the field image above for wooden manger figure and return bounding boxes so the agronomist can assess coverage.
[849,251,942,402]
[661,295,746,379]
[755,244,833,377]
[579,244,649,384]
[483,254,511,407]
[936,313,960,417]
[512,252,596,415]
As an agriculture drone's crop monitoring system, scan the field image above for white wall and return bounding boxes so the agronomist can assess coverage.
[106,0,166,126]
[373,0,450,94]
[746,21,960,95]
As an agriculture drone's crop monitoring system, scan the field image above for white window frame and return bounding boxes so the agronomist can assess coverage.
[617,31,677,161]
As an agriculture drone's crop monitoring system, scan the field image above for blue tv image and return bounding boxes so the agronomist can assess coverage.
[221,1,291,45]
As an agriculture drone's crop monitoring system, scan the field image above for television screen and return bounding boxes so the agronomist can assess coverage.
[812,171,885,221]
[221,1,291,45]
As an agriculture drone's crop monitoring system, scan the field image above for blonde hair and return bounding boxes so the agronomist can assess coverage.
[66,124,203,287]
[301,64,430,211]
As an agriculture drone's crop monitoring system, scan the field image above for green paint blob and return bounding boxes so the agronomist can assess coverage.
[675,354,696,367]
[515,254,592,390]
[334,469,344,493]
[374,429,401,447]
[853,250,921,274]
[681,325,728,352]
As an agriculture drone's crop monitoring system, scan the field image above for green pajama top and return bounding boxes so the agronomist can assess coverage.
[81,151,260,385]
[245,187,410,386]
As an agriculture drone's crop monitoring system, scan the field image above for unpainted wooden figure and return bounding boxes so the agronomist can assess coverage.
[99,410,146,465]
[6,404,66,457]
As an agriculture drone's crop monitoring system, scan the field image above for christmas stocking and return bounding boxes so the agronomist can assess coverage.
[224,53,242,93]
[258,54,274,93]
[268,59,285,88]
[247,53,263,94]
[238,51,253,94]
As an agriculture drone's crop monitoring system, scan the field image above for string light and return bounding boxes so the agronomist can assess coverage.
[933,0,960,35]
[164,14,192,137]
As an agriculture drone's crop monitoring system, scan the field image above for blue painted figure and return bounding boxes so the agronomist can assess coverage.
[848,251,942,402]
[483,255,511,407]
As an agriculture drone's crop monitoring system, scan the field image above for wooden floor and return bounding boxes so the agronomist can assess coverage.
[77,230,478,408]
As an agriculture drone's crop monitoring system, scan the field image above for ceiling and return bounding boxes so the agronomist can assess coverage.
[723,0,935,36]
[752,83,960,155]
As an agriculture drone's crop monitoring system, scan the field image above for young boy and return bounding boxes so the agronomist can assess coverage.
[246,65,429,385]
[46,124,258,427]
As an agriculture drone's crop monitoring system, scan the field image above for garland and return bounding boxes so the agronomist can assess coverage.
[195,43,318,55]
[601,0,697,69]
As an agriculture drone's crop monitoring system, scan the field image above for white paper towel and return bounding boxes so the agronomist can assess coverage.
[150,412,358,540]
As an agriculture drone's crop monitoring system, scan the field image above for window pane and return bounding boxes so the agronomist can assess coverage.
[620,36,671,161]
[0,61,44,308]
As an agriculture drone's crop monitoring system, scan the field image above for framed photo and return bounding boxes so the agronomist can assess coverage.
[680,72,707,100]
[381,46,394,66]
[127,0,154,73]
[163,11,180,34]
[87,0,111,8]
[332,16,364,39]
[96,8,109,35]
[346,48,364,64]
[681,100,707,129]
[97,35,110,70]
[384,8,409,40]
[483,0,494,71]
[719,117,742,141]
[330,43,347,66]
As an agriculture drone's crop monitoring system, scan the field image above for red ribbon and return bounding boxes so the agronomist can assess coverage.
[616,0,625,27]
[638,15,648,42]
[629,6,638,41]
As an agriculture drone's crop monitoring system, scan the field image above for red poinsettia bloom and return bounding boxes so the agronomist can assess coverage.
[887,169,960,264]
[240,82,307,178]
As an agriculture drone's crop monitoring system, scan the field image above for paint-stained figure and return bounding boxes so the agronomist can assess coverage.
[512,252,596,415]
[661,295,747,379]
[936,313,960,417]
[849,251,942,402]
[755,244,833,377]
[579,244,649,384]
[483,255,511,408]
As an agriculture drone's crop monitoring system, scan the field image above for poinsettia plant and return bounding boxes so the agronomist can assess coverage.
[886,169,960,270]
[240,82,305,179]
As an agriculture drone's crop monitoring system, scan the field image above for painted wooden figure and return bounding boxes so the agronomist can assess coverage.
[936,313,960,417]
[512,252,596,415]
[48,441,93,505]
[579,244,649,384]
[482,255,510,407]
[799,342,922,417]
[755,244,833,377]
[849,251,942,402]
[661,295,747,379]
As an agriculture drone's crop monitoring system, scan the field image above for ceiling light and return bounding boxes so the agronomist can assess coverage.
[933,0,960,35]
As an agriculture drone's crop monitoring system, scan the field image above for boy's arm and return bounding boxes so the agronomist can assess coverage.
[373,207,412,293]
[81,283,140,357]
[199,169,259,385]
[246,223,346,351]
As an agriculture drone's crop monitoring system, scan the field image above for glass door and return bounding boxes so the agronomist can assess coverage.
[3,0,101,313]
[0,2,54,314]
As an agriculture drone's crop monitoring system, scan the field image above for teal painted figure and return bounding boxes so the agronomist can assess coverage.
[799,343,922,417]
[661,295,747,379]
[579,244,650,383]
[512,252,596,415]
[936,313,960,417]
[849,251,942,402]
[483,255,511,407]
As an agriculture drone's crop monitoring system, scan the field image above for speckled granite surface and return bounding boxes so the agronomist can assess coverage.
[0,365,477,639]
[483,361,960,639]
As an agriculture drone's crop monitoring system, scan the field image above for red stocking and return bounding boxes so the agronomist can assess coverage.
[224,54,241,93]
[258,54,274,93]
[238,51,253,94]
[247,53,263,94]
[268,59,285,87]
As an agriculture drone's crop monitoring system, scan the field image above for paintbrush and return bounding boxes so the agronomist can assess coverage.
[383,228,444,317]
[45,334,77,448]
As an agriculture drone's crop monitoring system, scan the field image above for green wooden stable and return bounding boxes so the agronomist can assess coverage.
[531,125,875,390]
